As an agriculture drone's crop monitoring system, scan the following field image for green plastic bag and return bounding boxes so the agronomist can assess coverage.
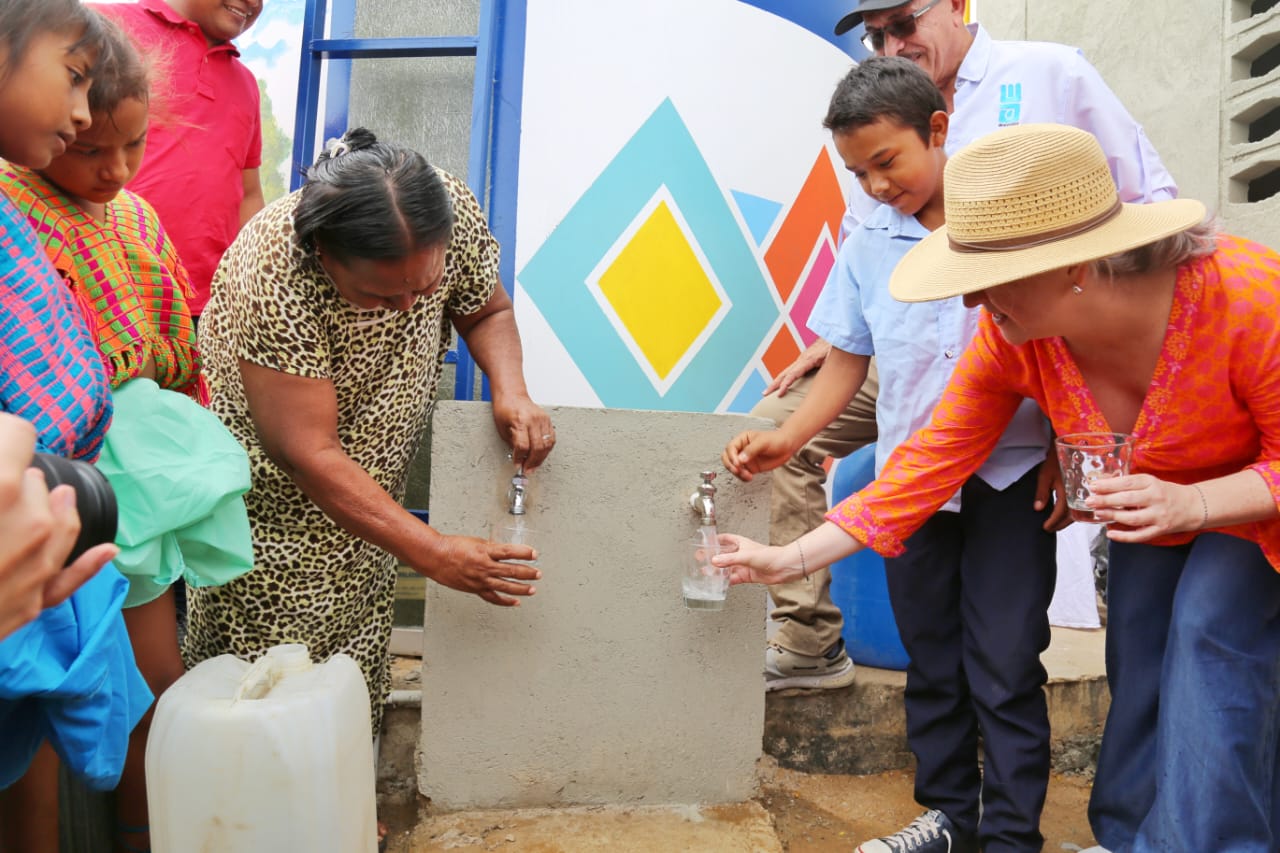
[95,379,255,608]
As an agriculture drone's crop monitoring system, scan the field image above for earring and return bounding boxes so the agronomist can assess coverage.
[1071,285,1083,294]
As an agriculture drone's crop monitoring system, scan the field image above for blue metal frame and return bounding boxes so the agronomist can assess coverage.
[290,0,328,187]
[456,0,501,402]
[487,0,526,310]
[322,0,356,165]
[309,36,479,58]
[290,0,513,401]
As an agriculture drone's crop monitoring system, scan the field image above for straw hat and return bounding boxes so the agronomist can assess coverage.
[888,124,1206,303]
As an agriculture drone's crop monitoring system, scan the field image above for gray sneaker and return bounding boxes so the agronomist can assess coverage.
[764,638,856,691]
[856,810,978,853]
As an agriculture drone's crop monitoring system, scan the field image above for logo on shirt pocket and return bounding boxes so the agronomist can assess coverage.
[999,83,1022,126]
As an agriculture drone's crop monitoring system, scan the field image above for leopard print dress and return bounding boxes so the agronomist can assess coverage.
[183,170,497,732]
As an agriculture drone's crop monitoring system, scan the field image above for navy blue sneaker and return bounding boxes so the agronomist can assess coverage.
[856,810,978,853]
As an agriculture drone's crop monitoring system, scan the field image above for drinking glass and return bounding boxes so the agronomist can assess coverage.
[1054,432,1134,523]
[683,529,728,611]
[492,519,538,567]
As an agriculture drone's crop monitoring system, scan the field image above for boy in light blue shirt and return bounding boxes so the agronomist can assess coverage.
[723,56,1059,853]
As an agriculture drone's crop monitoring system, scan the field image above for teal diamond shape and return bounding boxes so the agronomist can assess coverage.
[517,98,777,411]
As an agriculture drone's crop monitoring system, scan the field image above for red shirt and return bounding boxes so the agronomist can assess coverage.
[95,0,262,314]
[829,235,1280,568]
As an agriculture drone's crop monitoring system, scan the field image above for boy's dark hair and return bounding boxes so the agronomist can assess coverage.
[0,0,116,87]
[294,127,456,263]
[823,56,947,143]
[87,12,153,118]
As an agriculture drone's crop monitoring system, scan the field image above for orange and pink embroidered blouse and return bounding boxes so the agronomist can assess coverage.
[827,234,1280,569]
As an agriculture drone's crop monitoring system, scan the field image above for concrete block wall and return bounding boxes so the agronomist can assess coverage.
[1223,4,1280,247]
[420,402,772,810]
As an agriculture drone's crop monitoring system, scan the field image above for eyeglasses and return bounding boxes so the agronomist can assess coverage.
[860,0,944,53]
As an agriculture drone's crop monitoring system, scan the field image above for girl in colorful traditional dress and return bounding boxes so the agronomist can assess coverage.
[0,14,254,853]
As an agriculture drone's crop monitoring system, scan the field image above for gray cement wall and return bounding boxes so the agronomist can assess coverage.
[420,402,772,810]
[979,0,1223,223]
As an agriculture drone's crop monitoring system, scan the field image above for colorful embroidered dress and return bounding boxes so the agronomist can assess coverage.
[828,235,1280,568]
[0,162,206,401]
[0,195,111,456]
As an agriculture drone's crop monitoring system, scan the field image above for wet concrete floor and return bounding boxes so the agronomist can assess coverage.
[385,759,1096,852]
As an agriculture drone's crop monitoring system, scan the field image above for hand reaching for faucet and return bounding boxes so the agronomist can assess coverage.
[414,534,541,607]
[722,429,799,482]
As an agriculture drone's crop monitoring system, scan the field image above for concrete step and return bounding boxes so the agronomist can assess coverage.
[762,626,1109,776]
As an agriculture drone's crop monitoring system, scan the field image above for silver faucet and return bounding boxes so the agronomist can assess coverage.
[690,470,717,526]
[508,468,529,515]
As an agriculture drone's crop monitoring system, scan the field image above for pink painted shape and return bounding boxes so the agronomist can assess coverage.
[788,239,835,347]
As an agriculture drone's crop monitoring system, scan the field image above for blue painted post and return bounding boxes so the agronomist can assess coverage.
[290,0,329,191]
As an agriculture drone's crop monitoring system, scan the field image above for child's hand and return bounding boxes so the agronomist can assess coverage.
[722,430,797,482]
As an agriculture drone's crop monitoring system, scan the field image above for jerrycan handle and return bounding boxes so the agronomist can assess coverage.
[232,644,314,703]
[233,656,279,702]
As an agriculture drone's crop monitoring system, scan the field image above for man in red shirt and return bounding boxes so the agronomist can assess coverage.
[96,0,265,317]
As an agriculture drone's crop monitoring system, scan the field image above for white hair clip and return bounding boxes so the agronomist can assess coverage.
[324,138,351,158]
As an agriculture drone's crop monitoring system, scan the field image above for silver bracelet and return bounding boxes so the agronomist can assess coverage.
[797,540,809,580]
[1191,483,1210,530]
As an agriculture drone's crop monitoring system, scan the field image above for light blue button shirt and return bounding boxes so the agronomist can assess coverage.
[842,24,1177,233]
[809,205,1049,512]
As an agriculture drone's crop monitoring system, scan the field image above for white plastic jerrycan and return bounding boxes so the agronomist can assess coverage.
[146,644,378,853]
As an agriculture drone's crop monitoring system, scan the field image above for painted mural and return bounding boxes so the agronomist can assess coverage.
[514,0,973,414]
[514,0,871,413]
[519,96,849,413]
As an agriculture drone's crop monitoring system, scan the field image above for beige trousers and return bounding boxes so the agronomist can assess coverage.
[750,359,879,656]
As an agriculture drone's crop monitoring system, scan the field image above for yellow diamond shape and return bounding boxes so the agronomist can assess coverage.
[597,201,722,381]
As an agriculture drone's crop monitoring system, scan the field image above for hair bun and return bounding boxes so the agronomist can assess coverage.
[342,127,378,152]
[316,128,379,165]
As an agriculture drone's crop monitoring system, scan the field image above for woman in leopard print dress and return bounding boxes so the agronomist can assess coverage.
[184,128,554,733]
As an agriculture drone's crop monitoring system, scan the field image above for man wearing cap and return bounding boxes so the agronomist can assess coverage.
[734,3,1176,851]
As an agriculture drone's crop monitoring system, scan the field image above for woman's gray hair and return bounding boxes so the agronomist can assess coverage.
[1088,214,1220,278]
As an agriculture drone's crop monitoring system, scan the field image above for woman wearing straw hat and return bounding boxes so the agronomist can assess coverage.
[715,122,1280,852]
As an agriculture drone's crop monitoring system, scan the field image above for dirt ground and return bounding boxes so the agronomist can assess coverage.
[385,758,1096,852]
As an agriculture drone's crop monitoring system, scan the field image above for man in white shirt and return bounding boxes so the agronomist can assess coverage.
[754,0,1174,691]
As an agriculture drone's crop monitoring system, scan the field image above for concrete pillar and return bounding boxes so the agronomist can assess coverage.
[420,402,772,810]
